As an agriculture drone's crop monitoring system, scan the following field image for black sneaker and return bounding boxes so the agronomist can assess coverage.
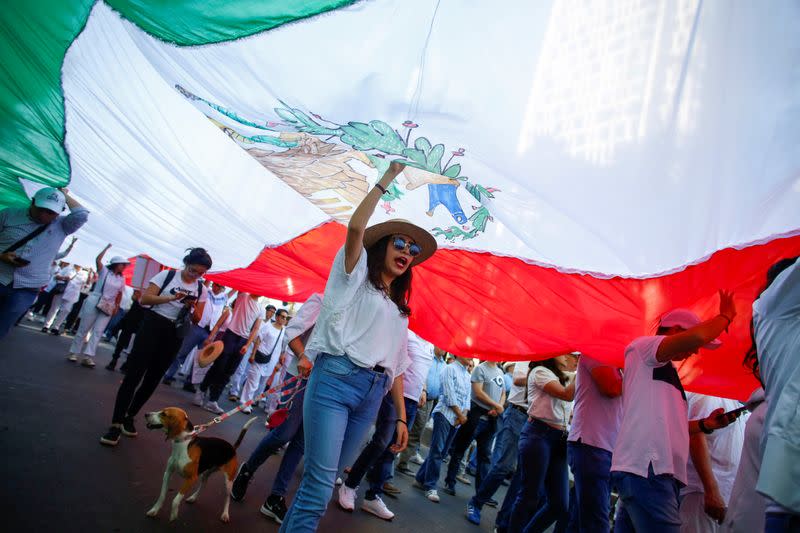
[442,484,456,496]
[49,328,61,336]
[230,463,253,501]
[162,377,175,385]
[121,416,137,437]
[119,361,128,373]
[40,326,48,333]
[182,383,197,393]
[105,358,118,371]
[486,498,499,508]
[260,494,287,524]
[100,426,122,446]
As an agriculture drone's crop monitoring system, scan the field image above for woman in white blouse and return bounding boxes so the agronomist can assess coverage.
[279,162,437,533]
[508,355,577,533]
[68,244,128,367]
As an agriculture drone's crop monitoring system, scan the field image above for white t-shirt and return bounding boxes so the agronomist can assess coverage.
[227,293,261,338]
[611,335,690,484]
[684,393,747,501]
[256,322,285,361]
[198,290,228,329]
[283,293,323,377]
[568,355,623,453]
[306,246,411,384]
[93,265,126,304]
[62,270,87,304]
[148,269,207,321]
[527,366,573,430]
[722,388,767,533]
[506,362,530,408]
[403,330,435,401]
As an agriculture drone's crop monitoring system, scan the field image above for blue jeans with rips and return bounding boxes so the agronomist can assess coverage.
[611,464,681,533]
[278,354,389,533]
[471,406,528,509]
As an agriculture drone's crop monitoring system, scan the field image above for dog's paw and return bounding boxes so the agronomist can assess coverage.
[169,511,179,522]
[185,495,198,504]
[146,508,159,518]
[220,513,230,523]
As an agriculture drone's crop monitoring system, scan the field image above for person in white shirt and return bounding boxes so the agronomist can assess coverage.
[722,385,767,533]
[197,291,262,414]
[229,304,276,402]
[279,162,437,533]
[239,308,289,414]
[68,244,129,367]
[100,247,212,446]
[611,293,742,533]
[750,256,800,531]
[565,354,623,533]
[43,265,86,334]
[680,393,747,532]
[161,281,229,389]
[339,330,436,520]
[507,355,577,533]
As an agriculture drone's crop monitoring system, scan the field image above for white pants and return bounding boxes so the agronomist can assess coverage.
[240,361,272,404]
[680,491,720,533]
[44,294,75,330]
[69,293,112,358]
[190,348,210,385]
[229,351,251,396]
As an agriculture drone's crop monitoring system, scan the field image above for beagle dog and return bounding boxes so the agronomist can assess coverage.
[144,407,256,523]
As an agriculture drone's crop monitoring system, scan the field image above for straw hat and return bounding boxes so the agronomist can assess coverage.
[363,219,437,266]
[197,341,224,368]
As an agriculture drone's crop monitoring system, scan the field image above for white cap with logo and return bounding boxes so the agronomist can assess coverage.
[32,188,66,213]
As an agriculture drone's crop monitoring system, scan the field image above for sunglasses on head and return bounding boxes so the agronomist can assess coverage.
[392,236,422,257]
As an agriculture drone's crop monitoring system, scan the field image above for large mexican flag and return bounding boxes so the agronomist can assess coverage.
[2,0,799,398]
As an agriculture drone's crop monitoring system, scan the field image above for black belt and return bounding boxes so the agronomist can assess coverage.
[512,404,527,414]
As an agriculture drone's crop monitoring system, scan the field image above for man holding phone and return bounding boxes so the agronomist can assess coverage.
[0,187,89,341]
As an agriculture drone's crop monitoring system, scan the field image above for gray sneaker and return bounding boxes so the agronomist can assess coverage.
[192,390,205,407]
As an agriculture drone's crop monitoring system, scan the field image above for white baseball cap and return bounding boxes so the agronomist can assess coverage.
[107,256,131,266]
[660,308,722,349]
[32,187,66,212]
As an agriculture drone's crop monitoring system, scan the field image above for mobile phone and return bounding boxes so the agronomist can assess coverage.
[13,257,31,266]
[722,405,749,419]
[182,294,198,302]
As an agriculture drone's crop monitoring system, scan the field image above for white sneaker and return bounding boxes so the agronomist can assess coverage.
[241,405,252,414]
[337,484,356,511]
[361,496,394,520]
[192,390,205,407]
[426,489,440,503]
[67,354,78,362]
[204,401,224,415]
[410,453,425,465]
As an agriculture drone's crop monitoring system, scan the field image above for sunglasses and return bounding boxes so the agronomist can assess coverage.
[392,236,422,257]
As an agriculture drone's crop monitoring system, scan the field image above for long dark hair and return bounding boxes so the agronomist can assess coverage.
[745,256,798,382]
[366,235,412,317]
[530,357,569,386]
[183,247,213,269]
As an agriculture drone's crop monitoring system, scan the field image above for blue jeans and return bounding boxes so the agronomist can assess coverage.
[509,420,570,533]
[0,284,38,341]
[496,466,523,533]
[415,411,459,490]
[279,354,389,533]
[244,374,307,497]
[472,406,528,509]
[363,397,418,499]
[611,465,681,533]
[765,512,800,533]
[566,441,613,533]
[163,323,208,381]
[445,403,498,489]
